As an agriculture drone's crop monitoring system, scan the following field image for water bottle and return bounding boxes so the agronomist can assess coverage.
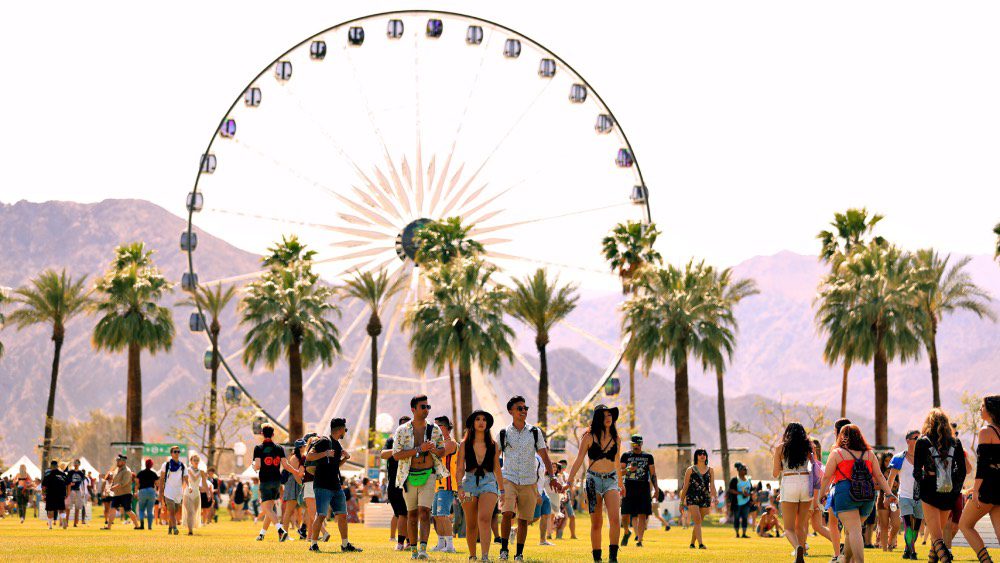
[889,500,898,512]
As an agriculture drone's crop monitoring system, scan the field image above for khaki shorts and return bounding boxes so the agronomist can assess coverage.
[403,477,436,511]
[163,497,181,512]
[502,480,539,521]
[68,490,86,510]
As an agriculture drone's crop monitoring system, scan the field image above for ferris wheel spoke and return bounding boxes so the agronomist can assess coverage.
[343,46,412,217]
[330,192,397,229]
[227,138,349,203]
[426,29,496,216]
[560,320,619,353]
[486,250,615,277]
[204,206,346,234]
[470,202,633,236]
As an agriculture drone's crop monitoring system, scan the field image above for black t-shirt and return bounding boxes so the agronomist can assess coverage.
[66,469,86,491]
[620,452,654,486]
[309,436,342,491]
[253,440,286,483]
[136,468,159,490]
[42,470,67,499]
[385,437,400,490]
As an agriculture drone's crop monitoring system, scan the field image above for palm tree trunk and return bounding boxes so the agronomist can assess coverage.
[449,362,458,433]
[367,333,379,450]
[459,355,473,428]
[207,328,219,467]
[628,359,637,434]
[675,358,691,483]
[289,340,304,440]
[126,342,143,445]
[840,362,849,418]
[928,327,941,408]
[537,342,549,429]
[716,370,731,486]
[873,346,889,448]
[41,335,64,471]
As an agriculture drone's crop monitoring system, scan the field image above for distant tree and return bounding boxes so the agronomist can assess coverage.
[954,392,986,449]
[816,208,885,418]
[729,399,831,453]
[170,385,256,464]
[342,268,406,449]
[50,410,127,473]
[994,223,1000,260]
[241,248,341,439]
[911,250,994,408]
[0,288,6,359]
[92,243,174,447]
[177,282,239,467]
[7,270,91,471]
[507,269,578,429]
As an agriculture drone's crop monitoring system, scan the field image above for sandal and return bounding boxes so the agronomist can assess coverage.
[978,547,993,563]
[933,539,952,563]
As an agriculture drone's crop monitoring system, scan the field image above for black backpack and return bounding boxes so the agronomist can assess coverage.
[844,450,876,502]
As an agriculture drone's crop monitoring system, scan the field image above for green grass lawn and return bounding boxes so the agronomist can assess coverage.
[0,511,982,561]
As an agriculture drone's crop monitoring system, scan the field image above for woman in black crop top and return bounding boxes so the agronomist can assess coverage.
[958,395,1000,563]
[568,404,623,563]
[455,409,503,561]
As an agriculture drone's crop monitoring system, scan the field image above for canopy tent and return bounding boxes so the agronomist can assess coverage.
[2,455,41,480]
[76,457,99,477]
[239,465,257,480]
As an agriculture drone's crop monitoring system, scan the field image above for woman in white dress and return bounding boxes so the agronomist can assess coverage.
[181,454,207,535]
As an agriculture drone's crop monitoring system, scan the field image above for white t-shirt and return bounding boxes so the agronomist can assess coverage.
[161,461,186,501]
[890,452,915,499]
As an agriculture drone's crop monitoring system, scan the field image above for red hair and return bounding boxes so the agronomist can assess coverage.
[836,424,869,451]
[145,458,154,469]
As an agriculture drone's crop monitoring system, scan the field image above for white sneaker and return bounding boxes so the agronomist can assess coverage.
[443,546,457,553]
[539,541,555,546]
[430,543,443,552]
[417,551,430,560]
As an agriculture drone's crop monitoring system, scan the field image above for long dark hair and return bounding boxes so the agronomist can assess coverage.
[463,415,496,460]
[983,395,1000,426]
[590,408,618,446]
[781,422,811,469]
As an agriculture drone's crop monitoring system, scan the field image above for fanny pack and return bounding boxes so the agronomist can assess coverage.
[407,468,433,488]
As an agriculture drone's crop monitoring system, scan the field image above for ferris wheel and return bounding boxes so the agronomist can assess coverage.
[182,10,652,447]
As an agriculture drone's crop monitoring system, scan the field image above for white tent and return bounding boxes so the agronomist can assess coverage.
[77,457,99,477]
[240,465,257,480]
[2,455,41,480]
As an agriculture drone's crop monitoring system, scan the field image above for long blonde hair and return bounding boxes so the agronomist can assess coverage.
[921,408,954,449]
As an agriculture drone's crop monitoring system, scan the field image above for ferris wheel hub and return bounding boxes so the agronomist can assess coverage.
[395,217,432,261]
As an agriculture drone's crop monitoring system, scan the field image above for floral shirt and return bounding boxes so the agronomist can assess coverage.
[391,421,449,488]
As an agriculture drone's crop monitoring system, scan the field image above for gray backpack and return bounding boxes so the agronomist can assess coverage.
[928,444,956,494]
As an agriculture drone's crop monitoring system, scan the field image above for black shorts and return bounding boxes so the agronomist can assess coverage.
[260,481,281,502]
[46,496,66,512]
[111,494,133,510]
[200,493,212,508]
[621,486,652,516]
[388,487,408,517]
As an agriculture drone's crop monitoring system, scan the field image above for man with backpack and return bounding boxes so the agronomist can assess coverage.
[391,395,449,560]
[497,395,560,562]
[158,446,187,535]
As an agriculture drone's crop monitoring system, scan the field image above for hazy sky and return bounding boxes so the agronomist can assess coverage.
[2,1,999,266]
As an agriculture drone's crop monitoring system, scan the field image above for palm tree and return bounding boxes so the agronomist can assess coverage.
[601,221,662,294]
[623,262,756,480]
[414,216,485,266]
[413,216,484,423]
[342,268,406,449]
[241,253,341,439]
[507,269,579,430]
[92,243,174,447]
[407,259,514,427]
[263,234,317,268]
[994,223,1000,260]
[177,282,239,467]
[911,249,995,408]
[7,270,91,470]
[816,243,923,446]
[0,288,7,359]
[816,208,885,417]
[602,220,662,432]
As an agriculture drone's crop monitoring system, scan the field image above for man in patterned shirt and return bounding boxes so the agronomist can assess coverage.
[392,395,450,560]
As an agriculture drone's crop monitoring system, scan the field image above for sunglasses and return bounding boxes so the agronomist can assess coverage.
[515,406,530,412]
[419,404,432,410]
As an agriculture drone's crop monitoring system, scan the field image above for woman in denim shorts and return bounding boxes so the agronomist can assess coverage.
[455,409,503,562]
[568,404,623,563]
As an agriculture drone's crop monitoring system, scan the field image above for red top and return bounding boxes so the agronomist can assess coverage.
[831,450,873,484]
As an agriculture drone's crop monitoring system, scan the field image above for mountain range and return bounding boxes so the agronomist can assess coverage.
[1,198,997,464]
